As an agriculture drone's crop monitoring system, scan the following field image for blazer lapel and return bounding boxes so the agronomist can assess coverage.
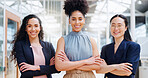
[40,41,48,65]
[115,40,126,63]
[23,39,34,65]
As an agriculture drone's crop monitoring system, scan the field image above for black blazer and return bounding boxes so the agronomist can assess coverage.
[15,39,60,78]
[101,39,140,78]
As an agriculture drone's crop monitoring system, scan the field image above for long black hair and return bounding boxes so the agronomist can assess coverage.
[110,14,132,41]
[10,14,44,61]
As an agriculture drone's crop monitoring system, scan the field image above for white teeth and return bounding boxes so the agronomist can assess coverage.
[30,32,36,35]
[75,25,80,28]
[114,32,119,34]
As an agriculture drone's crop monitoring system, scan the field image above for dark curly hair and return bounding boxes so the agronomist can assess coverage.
[10,14,44,62]
[64,0,89,17]
[110,14,132,41]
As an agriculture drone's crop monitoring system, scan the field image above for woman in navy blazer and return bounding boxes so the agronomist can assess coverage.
[11,14,60,78]
[98,14,140,78]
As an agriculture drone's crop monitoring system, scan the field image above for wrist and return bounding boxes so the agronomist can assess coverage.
[36,66,40,70]
[109,65,117,70]
[83,59,88,65]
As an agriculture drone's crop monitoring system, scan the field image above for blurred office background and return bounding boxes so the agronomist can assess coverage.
[0,0,148,78]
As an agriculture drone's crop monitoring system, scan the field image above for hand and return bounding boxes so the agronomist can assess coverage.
[50,57,55,66]
[99,59,108,68]
[84,55,103,65]
[19,62,40,72]
[115,63,133,72]
[57,50,69,62]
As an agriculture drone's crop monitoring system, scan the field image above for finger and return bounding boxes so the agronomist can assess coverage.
[58,55,66,59]
[52,59,55,62]
[58,53,65,56]
[58,56,66,59]
[22,68,29,72]
[124,65,133,70]
[95,58,103,61]
[59,56,66,61]
[94,55,100,58]
[50,57,55,60]
[60,50,65,54]
[50,57,55,61]
[58,54,67,59]
[124,63,132,66]
[20,64,25,70]
[20,65,27,71]
[94,62,101,65]
[95,60,103,63]
[57,54,66,58]
[59,58,65,61]
[19,62,26,66]
[122,67,131,72]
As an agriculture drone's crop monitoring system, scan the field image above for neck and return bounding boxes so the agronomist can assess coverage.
[29,36,40,45]
[114,36,124,45]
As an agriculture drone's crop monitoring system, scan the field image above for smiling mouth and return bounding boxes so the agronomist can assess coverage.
[74,25,81,29]
[30,32,37,35]
[113,32,120,35]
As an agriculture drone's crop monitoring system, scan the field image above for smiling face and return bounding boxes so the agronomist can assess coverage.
[69,10,85,32]
[26,18,41,39]
[110,17,127,39]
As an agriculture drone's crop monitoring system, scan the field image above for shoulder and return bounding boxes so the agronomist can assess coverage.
[58,37,65,43]
[82,32,92,39]
[89,37,95,43]
[125,41,140,55]
[89,37,97,48]
[102,42,114,49]
[15,40,25,46]
[127,41,140,49]
[40,41,53,48]
[56,37,65,47]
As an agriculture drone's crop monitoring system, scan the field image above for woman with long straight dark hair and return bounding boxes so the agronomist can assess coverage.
[11,14,60,78]
[98,14,140,78]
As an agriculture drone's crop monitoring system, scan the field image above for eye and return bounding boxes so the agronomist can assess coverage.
[79,18,82,21]
[72,19,75,21]
[35,25,39,27]
[27,25,31,27]
[111,25,115,27]
[118,25,122,27]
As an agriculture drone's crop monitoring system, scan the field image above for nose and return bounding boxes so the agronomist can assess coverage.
[114,26,119,30]
[32,26,35,31]
[76,19,80,24]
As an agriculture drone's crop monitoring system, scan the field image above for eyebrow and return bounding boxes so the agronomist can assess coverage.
[111,23,115,24]
[111,23,122,24]
[72,17,83,18]
[117,23,122,25]
[27,24,31,25]
[27,24,39,25]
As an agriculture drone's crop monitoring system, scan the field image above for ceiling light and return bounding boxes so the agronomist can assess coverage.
[137,0,142,4]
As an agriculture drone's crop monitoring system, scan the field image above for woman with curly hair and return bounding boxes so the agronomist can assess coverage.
[55,0,103,78]
[11,14,60,78]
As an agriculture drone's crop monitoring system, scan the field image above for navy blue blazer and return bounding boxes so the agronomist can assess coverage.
[101,39,140,78]
[15,40,60,78]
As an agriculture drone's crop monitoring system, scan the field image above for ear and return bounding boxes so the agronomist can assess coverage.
[69,18,70,24]
[84,18,85,23]
[125,26,127,31]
